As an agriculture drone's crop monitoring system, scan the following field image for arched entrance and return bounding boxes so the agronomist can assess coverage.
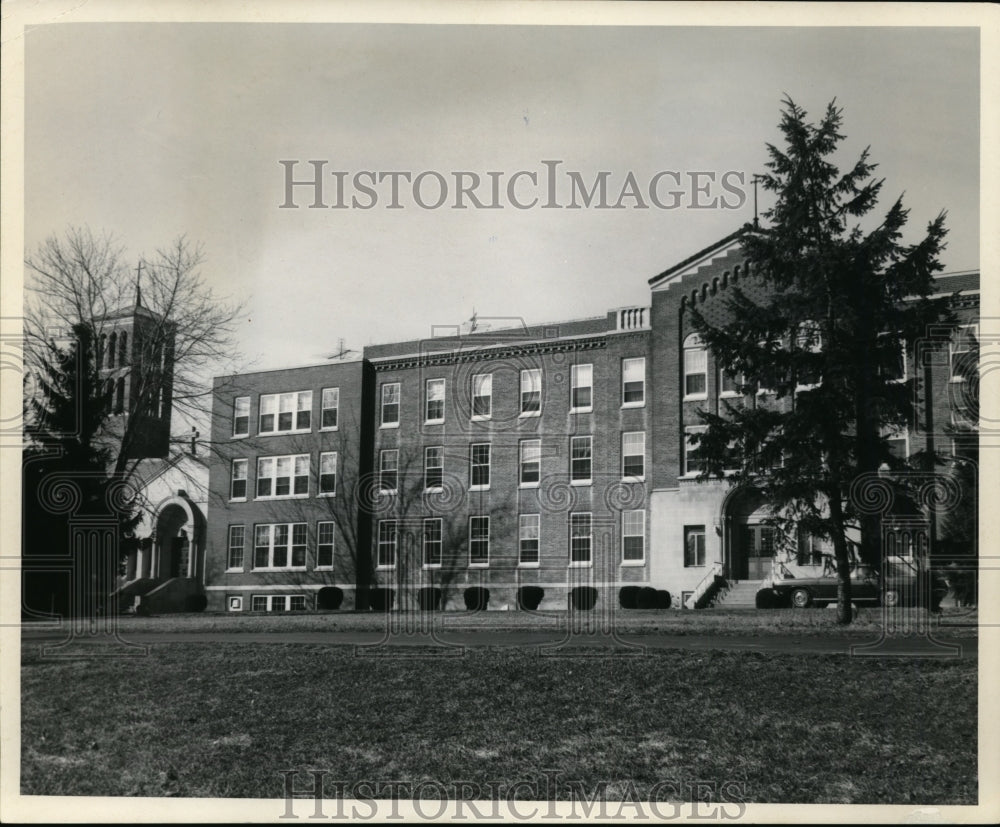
[721,488,776,581]
[155,503,191,579]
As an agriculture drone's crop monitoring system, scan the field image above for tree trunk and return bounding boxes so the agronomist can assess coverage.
[829,493,854,625]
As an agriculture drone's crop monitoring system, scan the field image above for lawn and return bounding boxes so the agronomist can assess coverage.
[21,642,977,804]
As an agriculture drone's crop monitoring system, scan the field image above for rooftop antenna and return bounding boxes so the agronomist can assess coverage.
[135,260,144,307]
[468,308,478,333]
[326,338,357,360]
[751,174,763,228]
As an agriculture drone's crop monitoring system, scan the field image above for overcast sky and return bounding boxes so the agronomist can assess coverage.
[25,24,979,373]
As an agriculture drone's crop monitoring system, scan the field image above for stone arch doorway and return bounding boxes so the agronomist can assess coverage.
[149,496,203,581]
[720,488,776,582]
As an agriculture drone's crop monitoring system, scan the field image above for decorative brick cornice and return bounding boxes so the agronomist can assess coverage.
[370,334,612,371]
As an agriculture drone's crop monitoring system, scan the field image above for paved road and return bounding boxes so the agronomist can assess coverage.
[20,627,975,659]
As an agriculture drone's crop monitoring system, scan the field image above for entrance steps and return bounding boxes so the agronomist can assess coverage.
[713,580,763,609]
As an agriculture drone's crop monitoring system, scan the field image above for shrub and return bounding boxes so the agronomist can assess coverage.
[369,588,395,612]
[654,590,672,610]
[464,586,490,611]
[317,586,344,611]
[636,587,658,609]
[618,586,640,609]
[518,586,544,611]
[570,586,598,611]
[755,589,776,609]
[184,593,207,613]
[418,587,442,611]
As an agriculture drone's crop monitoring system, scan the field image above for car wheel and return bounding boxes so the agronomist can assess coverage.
[791,588,812,609]
[882,588,900,608]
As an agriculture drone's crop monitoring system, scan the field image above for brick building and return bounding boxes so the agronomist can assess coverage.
[202,231,979,612]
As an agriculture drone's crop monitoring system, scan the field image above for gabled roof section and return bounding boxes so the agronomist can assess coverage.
[648,228,745,290]
[932,270,979,294]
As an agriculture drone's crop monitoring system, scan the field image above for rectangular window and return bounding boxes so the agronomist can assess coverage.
[520,439,541,486]
[622,432,645,479]
[290,595,306,611]
[622,357,645,405]
[719,368,743,397]
[571,436,592,483]
[425,378,445,423]
[423,518,443,567]
[252,595,267,612]
[795,324,822,388]
[424,446,443,491]
[381,383,400,426]
[570,364,593,412]
[252,522,307,569]
[227,525,245,570]
[950,323,978,382]
[251,595,302,612]
[519,514,540,565]
[878,336,906,383]
[319,451,337,496]
[321,387,339,429]
[471,443,491,488]
[233,396,250,437]
[570,513,592,565]
[259,391,311,434]
[883,426,909,461]
[228,596,243,612]
[379,449,398,493]
[684,525,706,567]
[683,428,705,476]
[521,368,541,415]
[317,521,335,568]
[470,516,490,565]
[796,529,824,567]
[255,454,309,498]
[378,520,397,568]
[684,339,708,398]
[230,458,248,500]
[472,373,492,418]
[622,510,645,564]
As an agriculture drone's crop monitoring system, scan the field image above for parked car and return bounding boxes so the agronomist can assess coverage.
[768,561,946,608]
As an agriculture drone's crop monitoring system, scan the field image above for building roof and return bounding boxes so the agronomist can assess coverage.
[647,227,745,288]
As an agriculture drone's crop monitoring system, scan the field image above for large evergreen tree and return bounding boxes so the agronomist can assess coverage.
[22,325,139,618]
[689,98,951,624]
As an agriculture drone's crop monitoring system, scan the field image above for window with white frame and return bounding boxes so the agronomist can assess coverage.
[379,449,398,493]
[317,521,335,568]
[228,596,243,612]
[253,523,307,569]
[622,357,645,406]
[719,368,743,397]
[381,383,400,426]
[684,525,706,567]
[290,595,306,611]
[259,391,312,435]
[683,428,705,476]
[233,396,250,437]
[472,373,492,418]
[520,439,541,486]
[230,458,248,500]
[622,432,645,480]
[519,514,540,565]
[251,594,305,612]
[321,387,340,429]
[570,436,592,483]
[470,516,490,565]
[521,368,541,415]
[423,518,443,567]
[683,334,708,399]
[570,513,592,565]
[570,364,593,412]
[470,443,491,488]
[227,525,245,570]
[256,455,309,498]
[425,378,445,423]
[424,446,443,491]
[950,323,978,382]
[622,510,645,564]
[319,451,337,496]
[794,321,822,389]
[878,335,906,383]
[377,520,397,568]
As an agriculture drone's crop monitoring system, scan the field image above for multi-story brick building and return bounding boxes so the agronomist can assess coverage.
[201,231,979,612]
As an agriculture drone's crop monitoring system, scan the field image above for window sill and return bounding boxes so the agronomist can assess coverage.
[380,422,400,429]
[251,567,308,573]
[620,560,646,567]
[569,561,593,568]
[378,490,398,497]
[225,567,245,573]
[570,407,593,415]
[318,492,336,498]
[683,394,708,403]
[422,564,442,570]
[718,391,741,399]
[684,564,707,569]
[254,494,310,501]
[469,485,491,493]
[469,562,490,568]
[424,419,444,426]
[621,401,646,409]
[229,497,247,504]
[570,479,592,487]
[621,476,645,484]
[375,565,396,572]
[519,481,540,489]
[258,428,313,437]
[314,566,335,572]
[231,433,249,440]
[519,411,541,418]
[518,561,540,568]
[425,486,444,494]
[319,426,339,432]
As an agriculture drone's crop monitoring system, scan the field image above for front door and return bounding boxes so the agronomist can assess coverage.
[738,524,775,580]
[169,536,186,578]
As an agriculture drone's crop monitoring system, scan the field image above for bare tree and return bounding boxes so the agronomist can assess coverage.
[25,226,247,483]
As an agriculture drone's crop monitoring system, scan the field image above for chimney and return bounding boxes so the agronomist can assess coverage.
[190,427,199,456]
